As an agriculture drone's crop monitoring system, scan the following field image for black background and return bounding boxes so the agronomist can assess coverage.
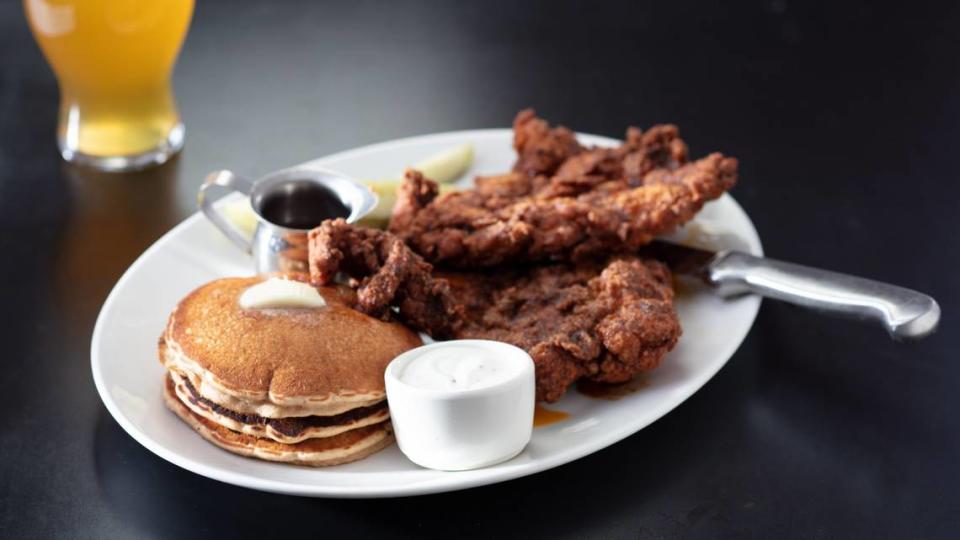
[1,1,957,538]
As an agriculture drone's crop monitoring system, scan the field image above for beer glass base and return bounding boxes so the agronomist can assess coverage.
[59,122,185,172]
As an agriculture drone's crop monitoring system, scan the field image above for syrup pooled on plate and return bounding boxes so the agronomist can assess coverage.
[533,404,569,427]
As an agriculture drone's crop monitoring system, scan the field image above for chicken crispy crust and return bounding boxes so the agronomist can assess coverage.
[308,221,680,402]
[307,219,462,338]
[441,256,681,402]
[388,110,735,268]
[308,110,737,401]
[512,108,583,177]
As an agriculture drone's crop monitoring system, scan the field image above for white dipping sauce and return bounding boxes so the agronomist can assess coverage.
[398,344,518,391]
[385,340,536,471]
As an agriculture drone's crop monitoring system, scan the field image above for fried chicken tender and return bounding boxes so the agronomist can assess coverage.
[441,256,681,402]
[307,219,461,338]
[307,221,681,402]
[306,111,735,401]
[389,153,737,268]
[388,110,733,268]
[388,170,438,233]
[547,124,687,197]
[512,108,583,177]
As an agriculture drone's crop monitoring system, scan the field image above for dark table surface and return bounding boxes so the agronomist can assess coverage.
[2,1,957,538]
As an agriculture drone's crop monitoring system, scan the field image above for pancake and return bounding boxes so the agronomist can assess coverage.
[164,375,394,467]
[169,369,390,444]
[159,274,422,418]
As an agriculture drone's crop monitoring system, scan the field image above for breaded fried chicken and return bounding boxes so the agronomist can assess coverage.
[307,221,681,402]
[307,219,461,338]
[441,256,681,402]
[307,111,735,401]
[512,108,583,177]
[388,110,734,268]
[389,153,737,268]
[546,124,687,198]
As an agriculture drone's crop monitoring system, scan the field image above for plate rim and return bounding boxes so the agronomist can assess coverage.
[91,128,763,497]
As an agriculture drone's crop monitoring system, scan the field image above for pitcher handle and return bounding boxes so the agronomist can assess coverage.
[198,170,255,252]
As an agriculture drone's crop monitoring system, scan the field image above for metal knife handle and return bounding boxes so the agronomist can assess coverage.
[706,251,941,340]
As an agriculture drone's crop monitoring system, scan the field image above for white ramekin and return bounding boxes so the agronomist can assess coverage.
[384,340,535,471]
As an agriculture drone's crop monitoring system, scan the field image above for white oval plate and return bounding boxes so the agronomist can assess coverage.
[91,129,762,498]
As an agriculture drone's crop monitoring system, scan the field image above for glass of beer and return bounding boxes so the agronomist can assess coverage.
[24,0,194,172]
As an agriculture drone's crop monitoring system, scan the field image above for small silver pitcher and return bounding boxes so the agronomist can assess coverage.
[198,165,377,274]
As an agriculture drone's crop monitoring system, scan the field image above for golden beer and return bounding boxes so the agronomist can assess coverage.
[25,0,194,171]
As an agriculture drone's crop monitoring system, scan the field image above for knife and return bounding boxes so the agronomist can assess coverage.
[641,241,941,340]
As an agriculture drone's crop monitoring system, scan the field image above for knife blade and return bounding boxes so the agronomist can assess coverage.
[641,240,941,340]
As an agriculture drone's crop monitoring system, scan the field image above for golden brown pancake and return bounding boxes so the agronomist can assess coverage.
[169,369,391,444]
[159,274,422,418]
[164,376,394,467]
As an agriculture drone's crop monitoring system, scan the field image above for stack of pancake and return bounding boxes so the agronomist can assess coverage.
[159,275,422,466]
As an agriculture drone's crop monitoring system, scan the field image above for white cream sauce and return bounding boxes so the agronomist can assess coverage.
[397,343,521,391]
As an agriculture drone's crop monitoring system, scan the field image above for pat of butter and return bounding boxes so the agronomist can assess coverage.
[239,278,327,310]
